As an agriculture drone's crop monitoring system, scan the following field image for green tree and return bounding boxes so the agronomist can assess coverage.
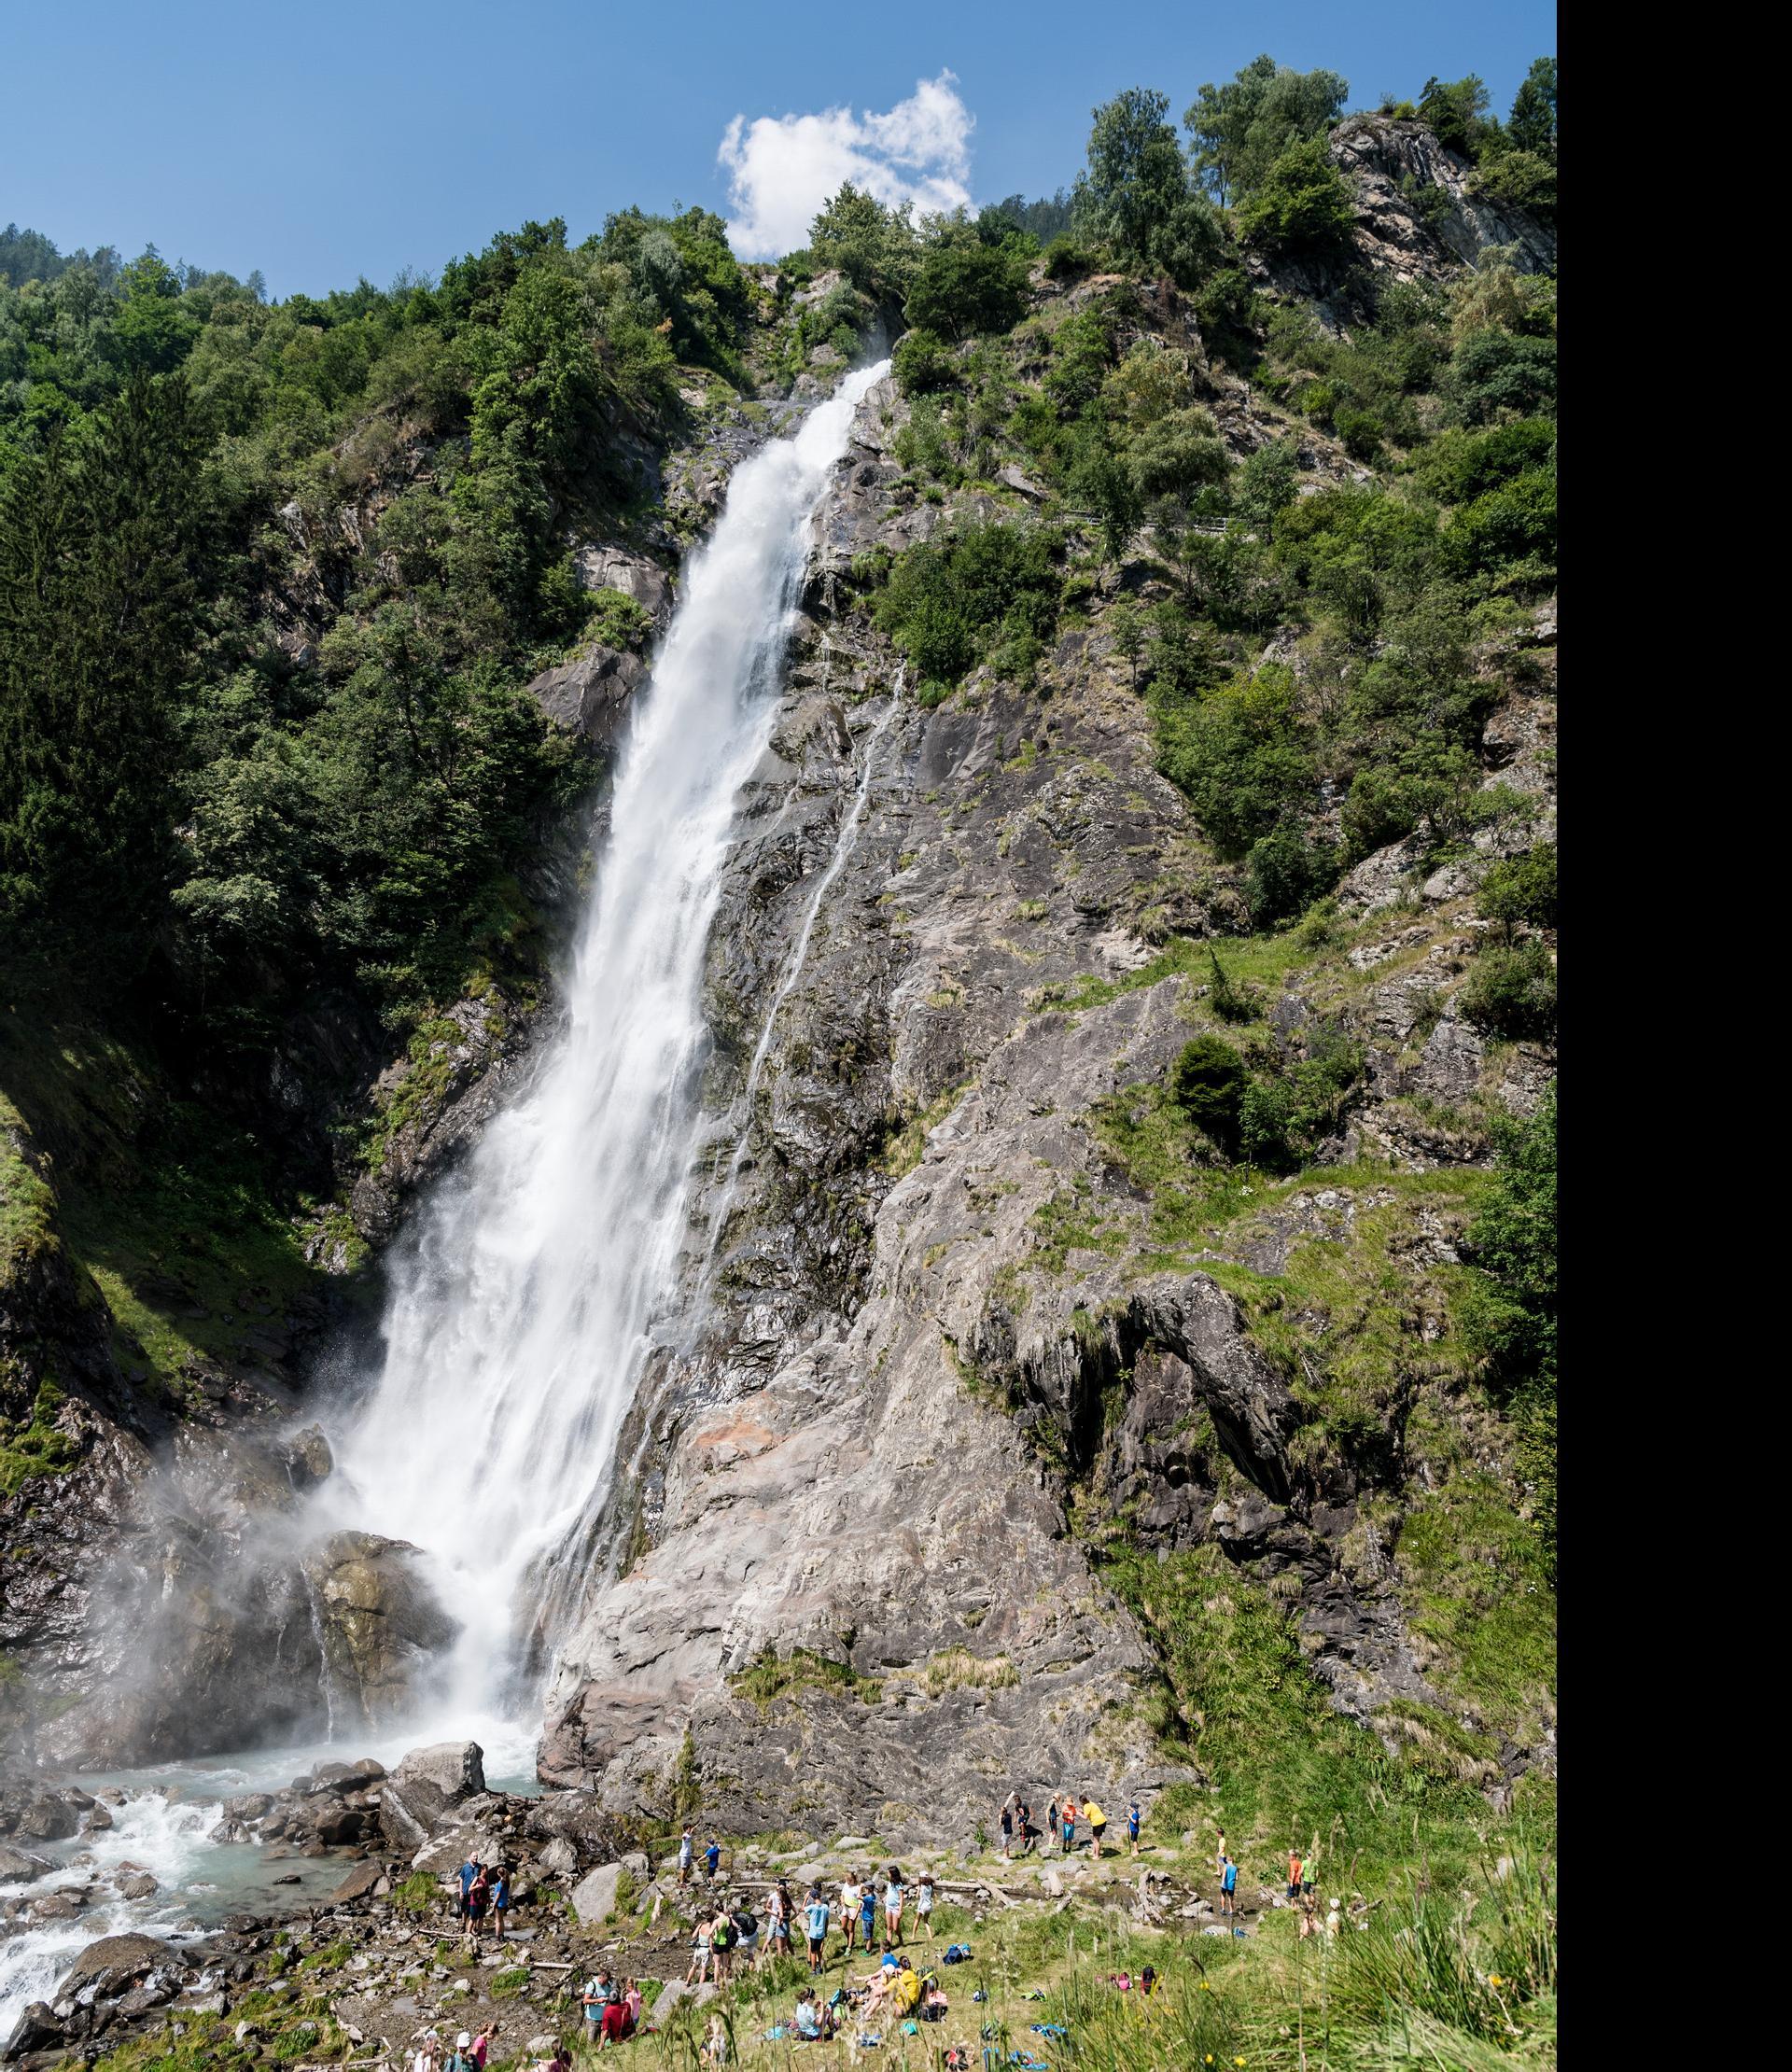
[0,374,204,959]
[809,185,917,302]
[1236,137,1357,257]
[1419,75,1493,160]
[1184,55,1350,206]
[1153,663,1315,856]
[903,239,1028,342]
[1506,58,1558,161]
[1071,89,1221,285]
[1477,843,1557,934]
[1173,1034,1248,1152]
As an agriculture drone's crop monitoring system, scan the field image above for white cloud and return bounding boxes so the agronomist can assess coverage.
[719,71,975,260]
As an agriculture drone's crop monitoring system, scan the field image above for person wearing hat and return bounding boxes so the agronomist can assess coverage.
[446,2034,478,2072]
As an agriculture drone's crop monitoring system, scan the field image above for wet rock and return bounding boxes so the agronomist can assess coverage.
[0,1841,52,1879]
[114,1870,160,1899]
[380,1741,486,1849]
[58,1934,177,1993]
[301,1533,457,1729]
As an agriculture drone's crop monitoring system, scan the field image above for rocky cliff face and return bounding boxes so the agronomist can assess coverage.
[539,322,1557,1833]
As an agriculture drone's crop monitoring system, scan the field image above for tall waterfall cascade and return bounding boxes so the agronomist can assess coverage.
[325,360,890,1715]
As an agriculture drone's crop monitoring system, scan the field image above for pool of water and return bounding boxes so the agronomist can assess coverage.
[2,1711,540,2046]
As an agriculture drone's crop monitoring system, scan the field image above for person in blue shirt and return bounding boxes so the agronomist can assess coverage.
[1219,1855,1239,1918]
[804,1887,832,1973]
[704,1835,721,1883]
[456,1857,483,1928]
[1127,1799,1142,1857]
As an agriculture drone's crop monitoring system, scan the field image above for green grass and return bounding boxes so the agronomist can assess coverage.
[731,1645,884,1710]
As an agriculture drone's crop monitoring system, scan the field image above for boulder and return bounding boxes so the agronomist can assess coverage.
[381,1742,485,1850]
[393,1742,486,1800]
[537,1837,577,1878]
[329,1861,385,1905]
[301,1534,457,1728]
[525,644,648,753]
[0,1841,53,1879]
[569,1861,624,1925]
[572,543,672,621]
[58,1934,176,1992]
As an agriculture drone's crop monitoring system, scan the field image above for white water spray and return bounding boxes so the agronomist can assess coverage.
[325,362,889,1713]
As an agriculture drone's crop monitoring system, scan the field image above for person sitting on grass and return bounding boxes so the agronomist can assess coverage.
[792,1987,833,2040]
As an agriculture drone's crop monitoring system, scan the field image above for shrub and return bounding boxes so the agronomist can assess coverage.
[1477,842,1557,933]
[873,521,1061,694]
[1245,825,1339,924]
[1333,403,1383,461]
[1153,664,1317,858]
[1173,1035,1248,1151]
[891,327,959,397]
[1459,942,1556,1039]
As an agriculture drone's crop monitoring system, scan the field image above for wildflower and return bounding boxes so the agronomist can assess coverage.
[1489,1974,1505,1987]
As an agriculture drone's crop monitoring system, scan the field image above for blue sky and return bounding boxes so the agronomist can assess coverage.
[3,0,1555,297]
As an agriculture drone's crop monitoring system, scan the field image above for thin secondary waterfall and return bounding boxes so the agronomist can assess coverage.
[325,361,889,1717]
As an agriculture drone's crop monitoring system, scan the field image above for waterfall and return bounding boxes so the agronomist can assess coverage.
[323,361,889,1718]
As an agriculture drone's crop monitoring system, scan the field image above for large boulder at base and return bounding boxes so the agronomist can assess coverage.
[57,1933,178,1992]
[569,1861,624,1925]
[301,1533,456,1727]
[379,1740,484,1849]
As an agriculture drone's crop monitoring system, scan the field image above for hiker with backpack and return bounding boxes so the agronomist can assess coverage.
[709,1905,736,1983]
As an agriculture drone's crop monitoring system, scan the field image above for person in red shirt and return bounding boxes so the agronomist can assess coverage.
[599,1996,631,2046]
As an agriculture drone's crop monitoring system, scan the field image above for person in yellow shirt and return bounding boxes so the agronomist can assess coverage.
[1083,1795,1108,1858]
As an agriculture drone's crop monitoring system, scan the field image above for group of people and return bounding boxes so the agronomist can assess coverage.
[579,1967,647,2045]
[453,1856,512,1942]
[1000,1790,1143,1861]
[405,2025,500,2072]
[679,1865,937,1989]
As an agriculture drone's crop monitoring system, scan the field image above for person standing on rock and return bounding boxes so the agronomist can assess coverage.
[465,1865,492,1942]
[1219,1855,1239,1919]
[490,1865,511,1939]
[1085,1795,1108,1858]
[709,1904,735,1983]
[805,1883,832,1973]
[1047,1797,1060,1851]
[1060,1798,1078,1855]
[456,1855,483,1928]
[882,1864,905,1951]
[1127,1798,1142,1857]
[705,1833,721,1883]
[679,1824,695,1887]
[1016,1795,1035,1854]
[840,1871,862,1953]
[685,1915,712,1987]
[999,1796,1015,1859]
[763,1878,791,1967]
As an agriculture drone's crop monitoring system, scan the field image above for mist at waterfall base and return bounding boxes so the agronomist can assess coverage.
[0,365,890,2044]
[315,357,893,1736]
